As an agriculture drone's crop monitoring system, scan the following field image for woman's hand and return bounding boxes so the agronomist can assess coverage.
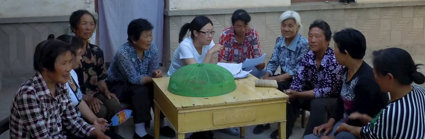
[284,89,297,100]
[93,118,108,132]
[87,97,103,113]
[104,91,119,102]
[313,120,335,136]
[209,44,223,54]
[349,112,372,124]
[152,70,162,78]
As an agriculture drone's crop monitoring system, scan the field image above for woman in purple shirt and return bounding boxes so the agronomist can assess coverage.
[278,20,344,139]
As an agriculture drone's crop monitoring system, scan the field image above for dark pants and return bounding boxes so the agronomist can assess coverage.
[108,81,154,124]
[94,93,121,121]
[276,78,337,137]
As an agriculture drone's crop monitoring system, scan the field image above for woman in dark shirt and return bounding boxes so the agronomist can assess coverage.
[304,28,388,139]
[336,47,425,139]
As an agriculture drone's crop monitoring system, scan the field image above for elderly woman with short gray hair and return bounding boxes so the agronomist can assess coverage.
[252,10,310,137]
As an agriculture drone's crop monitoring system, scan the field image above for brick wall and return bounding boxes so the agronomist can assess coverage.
[164,2,425,74]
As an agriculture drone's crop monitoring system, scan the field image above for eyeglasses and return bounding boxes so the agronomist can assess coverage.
[198,30,215,36]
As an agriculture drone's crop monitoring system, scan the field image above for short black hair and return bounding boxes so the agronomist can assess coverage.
[309,20,332,41]
[56,34,83,55]
[373,47,425,85]
[333,28,366,59]
[33,37,71,72]
[127,18,153,43]
[231,9,251,25]
[70,10,96,31]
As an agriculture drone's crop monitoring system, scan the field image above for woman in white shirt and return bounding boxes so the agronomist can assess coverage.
[167,15,223,76]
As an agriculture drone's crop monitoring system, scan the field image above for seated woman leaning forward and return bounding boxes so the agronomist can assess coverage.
[167,15,223,76]
[9,37,109,139]
[304,28,389,139]
[276,20,344,139]
[107,18,175,139]
[336,47,425,139]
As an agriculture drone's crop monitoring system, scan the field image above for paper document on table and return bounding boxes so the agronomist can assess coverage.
[217,62,251,79]
[242,53,266,68]
[217,62,242,76]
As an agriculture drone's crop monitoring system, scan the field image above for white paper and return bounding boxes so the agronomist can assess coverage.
[217,62,242,76]
[242,53,266,69]
[217,62,251,79]
[234,70,251,79]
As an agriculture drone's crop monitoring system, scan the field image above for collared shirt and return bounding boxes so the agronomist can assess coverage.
[290,48,344,98]
[218,27,262,63]
[266,34,309,76]
[108,42,160,85]
[10,73,94,138]
[75,43,108,96]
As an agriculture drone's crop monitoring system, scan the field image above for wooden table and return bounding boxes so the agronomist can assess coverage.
[153,75,288,139]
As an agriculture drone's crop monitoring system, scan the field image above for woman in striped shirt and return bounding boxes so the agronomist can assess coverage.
[336,47,425,139]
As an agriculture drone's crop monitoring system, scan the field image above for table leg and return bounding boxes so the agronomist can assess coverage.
[177,133,185,139]
[154,104,160,139]
[240,127,245,138]
[279,122,286,139]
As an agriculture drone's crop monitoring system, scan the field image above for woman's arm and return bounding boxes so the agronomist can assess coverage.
[78,100,98,124]
[202,44,223,64]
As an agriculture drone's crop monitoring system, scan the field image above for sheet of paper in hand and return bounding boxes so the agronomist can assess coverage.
[242,53,266,69]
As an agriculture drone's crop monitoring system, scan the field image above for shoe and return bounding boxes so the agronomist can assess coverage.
[270,129,278,139]
[134,133,154,139]
[253,124,270,134]
[160,126,176,137]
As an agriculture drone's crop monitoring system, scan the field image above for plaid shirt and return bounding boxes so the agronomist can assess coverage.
[10,73,94,138]
[218,27,262,63]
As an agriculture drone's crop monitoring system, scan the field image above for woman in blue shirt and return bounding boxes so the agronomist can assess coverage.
[107,18,175,139]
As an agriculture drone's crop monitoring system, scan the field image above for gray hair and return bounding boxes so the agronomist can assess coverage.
[280,10,302,31]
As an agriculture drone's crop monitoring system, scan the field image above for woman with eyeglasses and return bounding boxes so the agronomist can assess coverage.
[167,15,223,76]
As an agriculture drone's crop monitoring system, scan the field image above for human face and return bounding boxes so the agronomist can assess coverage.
[233,20,248,37]
[72,48,83,69]
[373,68,389,92]
[194,23,214,45]
[308,27,329,53]
[281,19,299,40]
[132,30,153,51]
[73,14,96,41]
[333,43,345,65]
[45,51,73,84]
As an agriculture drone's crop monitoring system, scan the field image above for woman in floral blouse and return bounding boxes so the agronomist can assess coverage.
[280,20,344,139]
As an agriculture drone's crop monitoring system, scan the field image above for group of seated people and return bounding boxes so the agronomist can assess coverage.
[9,8,425,139]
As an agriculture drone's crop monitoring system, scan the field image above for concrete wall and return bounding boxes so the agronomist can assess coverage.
[0,0,94,18]
[164,1,425,74]
[166,0,291,11]
[0,17,69,84]
[358,0,422,3]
